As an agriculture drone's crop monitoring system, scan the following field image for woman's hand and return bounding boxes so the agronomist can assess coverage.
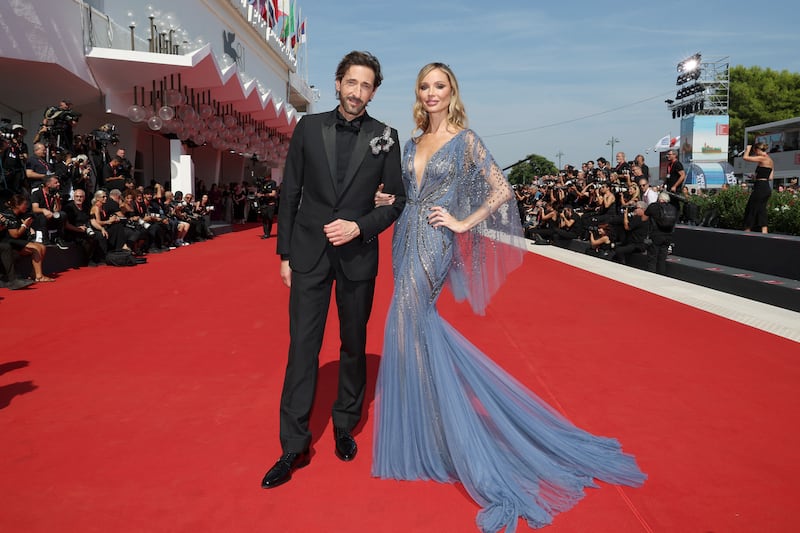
[428,206,466,233]
[374,183,395,207]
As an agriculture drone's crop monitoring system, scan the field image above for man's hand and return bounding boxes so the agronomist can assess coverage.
[280,259,292,288]
[323,219,360,246]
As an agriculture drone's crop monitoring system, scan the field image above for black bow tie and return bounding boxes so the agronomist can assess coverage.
[335,113,362,133]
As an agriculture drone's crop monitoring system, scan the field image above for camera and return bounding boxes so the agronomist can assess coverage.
[0,119,14,140]
[44,107,81,130]
[90,123,119,145]
[85,225,96,236]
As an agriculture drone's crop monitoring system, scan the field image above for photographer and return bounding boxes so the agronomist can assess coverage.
[645,192,678,275]
[25,142,52,191]
[638,176,658,205]
[132,190,170,252]
[52,150,79,200]
[195,193,216,238]
[178,192,212,242]
[30,175,68,249]
[142,186,175,250]
[64,188,101,264]
[2,124,28,194]
[0,212,35,289]
[161,190,190,246]
[37,99,80,153]
[614,202,649,266]
[613,152,630,175]
[1,194,51,282]
[256,176,278,239]
[102,156,126,190]
[634,154,650,180]
[119,189,150,254]
[525,197,557,244]
[71,154,94,194]
[89,190,127,258]
[590,181,617,222]
[114,148,132,182]
[552,205,583,246]
[663,149,686,212]
[586,223,616,260]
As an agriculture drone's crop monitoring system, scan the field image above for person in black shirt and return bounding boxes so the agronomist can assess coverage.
[2,126,28,194]
[645,192,677,274]
[614,201,650,265]
[64,188,101,264]
[30,175,68,249]
[1,194,51,282]
[257,177,279,238]
[25,142,51,191]
[663,149,686,212]
[102,157,126,190]
[634,154,649,181]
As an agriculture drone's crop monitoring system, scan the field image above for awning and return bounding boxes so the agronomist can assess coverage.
[85,44,298,134]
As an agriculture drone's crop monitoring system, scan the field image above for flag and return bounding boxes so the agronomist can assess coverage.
[291,7,301,51]
[654,135,680,151]
[277,0,290,18]
[299,18,306,43]
[281,0,295,43]
[266,0,277,27]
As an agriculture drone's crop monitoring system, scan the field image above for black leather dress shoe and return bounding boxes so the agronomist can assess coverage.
[260,450,310,489]
[334,427,357,461]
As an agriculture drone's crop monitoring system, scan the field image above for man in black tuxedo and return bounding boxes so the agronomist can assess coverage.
[261,51,405,489]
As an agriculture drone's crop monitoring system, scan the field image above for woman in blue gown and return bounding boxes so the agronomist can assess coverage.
[372,63,646,532]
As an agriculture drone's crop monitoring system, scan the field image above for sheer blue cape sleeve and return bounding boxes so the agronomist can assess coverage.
[447,130,527,315]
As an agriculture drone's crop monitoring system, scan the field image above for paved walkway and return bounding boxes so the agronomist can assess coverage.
[526,242,800,344]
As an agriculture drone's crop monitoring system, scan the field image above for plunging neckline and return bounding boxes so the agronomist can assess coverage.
[413,129,465,190]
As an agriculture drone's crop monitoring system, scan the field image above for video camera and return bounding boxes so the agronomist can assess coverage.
[43,106,81,130]
[89,123,120,145]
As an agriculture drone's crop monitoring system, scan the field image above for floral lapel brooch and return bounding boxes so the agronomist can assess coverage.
[370,126,395,155]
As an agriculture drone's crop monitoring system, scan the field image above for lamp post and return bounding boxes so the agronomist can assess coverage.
[129,22,136,51]
[606,137,620,162]
[127,11,136,51]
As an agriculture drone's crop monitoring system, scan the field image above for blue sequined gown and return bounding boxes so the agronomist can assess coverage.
[372,130,646,532]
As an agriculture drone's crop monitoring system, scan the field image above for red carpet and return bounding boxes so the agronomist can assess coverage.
[1,228,798,532]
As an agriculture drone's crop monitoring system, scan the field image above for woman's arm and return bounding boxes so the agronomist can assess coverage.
[589,232,609,248]
[742,145,765,164]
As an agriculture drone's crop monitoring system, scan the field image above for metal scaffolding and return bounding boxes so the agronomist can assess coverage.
[667,56,729,118]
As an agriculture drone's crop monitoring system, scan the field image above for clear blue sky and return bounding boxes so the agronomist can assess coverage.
[294,0,800,171]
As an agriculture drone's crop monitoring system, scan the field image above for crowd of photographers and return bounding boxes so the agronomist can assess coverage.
[515,151,680,274]
[0,99,235,289]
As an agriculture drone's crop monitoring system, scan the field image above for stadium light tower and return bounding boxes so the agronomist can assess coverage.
[666,52,729,119]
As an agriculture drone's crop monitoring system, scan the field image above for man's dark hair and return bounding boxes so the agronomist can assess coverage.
[335,51,383,88]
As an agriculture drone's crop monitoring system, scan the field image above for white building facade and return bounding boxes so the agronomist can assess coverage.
[0,0,316,193]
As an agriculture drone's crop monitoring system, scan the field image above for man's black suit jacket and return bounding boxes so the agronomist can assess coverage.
[277,109,406,281]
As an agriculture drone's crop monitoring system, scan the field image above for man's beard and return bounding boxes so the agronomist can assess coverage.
[339,93,367,118]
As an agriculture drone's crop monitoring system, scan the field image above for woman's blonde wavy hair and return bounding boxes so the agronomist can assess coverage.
[412,62,467,140]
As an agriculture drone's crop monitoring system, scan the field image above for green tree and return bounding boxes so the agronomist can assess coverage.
[729,66,800,154]
[507,154,558,185]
